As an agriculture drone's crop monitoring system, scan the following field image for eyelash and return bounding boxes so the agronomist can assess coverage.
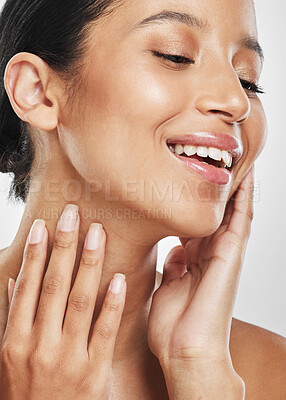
[152,51,265,95]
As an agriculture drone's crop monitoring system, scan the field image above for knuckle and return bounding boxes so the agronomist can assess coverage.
[29,348,53,370]
[80,376,99,398]
[13,276,37,299]
[56,360,78,380]
[234,207,254,223]
[42,274,64,295]
[1,346,13,367]
[81,250,100,269]
[68,292,90,313]
[1,342,25,365]
[250,183,255,198]
[80,384,95,397]
[13,276,28,298]
[225,238,243,254]
[104,296,120,313]
[240,208,254,222]
[95,322,113,341]
[208,255,227,264]
[24,243,44,262]
[248,208,254,221]
[53,231,74,251]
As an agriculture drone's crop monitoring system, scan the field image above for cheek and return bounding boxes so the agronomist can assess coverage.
[230,100,267,196]
[65,58,186,178]
[57,64,180,194]
[83,55,186,134]
[245,100,268,163]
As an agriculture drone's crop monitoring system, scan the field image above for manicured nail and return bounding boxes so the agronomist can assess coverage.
[84,223,103,250]
[28,219,46,244]
[8,278,15,305]
[58,204,79,232]
[109,273,125,294]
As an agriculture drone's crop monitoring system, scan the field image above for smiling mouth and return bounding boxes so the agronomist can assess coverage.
[167,143,233,171]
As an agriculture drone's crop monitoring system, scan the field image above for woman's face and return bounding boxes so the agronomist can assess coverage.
[58,0,267,238]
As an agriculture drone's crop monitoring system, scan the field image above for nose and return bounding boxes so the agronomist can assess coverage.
[194,64,251,125]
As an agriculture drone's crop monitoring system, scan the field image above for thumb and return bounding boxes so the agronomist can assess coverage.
[161,245,187,285]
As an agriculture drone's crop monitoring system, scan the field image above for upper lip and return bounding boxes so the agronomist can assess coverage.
[166,132,243,166]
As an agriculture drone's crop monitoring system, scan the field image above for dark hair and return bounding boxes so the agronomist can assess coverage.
[0,0,122,203]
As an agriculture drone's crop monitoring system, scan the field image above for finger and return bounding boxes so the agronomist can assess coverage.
[6,219,48,336]
[178,237,204,279]
[227,165,255,239]
[63,223,106,347]
[183,238,205,277]
[33,204,80,339]
[179,237,190,248]
[182,166,255,335]
[219,192,236,228]
[7,278,16,307]
[161,246,187,285]
[88,274,126,369]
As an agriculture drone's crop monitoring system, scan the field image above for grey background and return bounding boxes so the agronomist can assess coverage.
[0,0,285,336]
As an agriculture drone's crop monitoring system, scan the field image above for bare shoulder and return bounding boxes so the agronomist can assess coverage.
[230,317,286,400]
[0,247,8,259]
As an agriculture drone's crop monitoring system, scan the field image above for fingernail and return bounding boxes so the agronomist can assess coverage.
[58,204,79,232]
[28,219,46,244]
[109,273,126,294]
[84,223,103,250]
[8,278,16,305]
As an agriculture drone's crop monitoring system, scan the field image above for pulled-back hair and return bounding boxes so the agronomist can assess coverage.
[0,0,122,202]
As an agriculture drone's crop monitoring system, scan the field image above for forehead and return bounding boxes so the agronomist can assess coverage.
[107,0,257,36]
[85,0,261,68]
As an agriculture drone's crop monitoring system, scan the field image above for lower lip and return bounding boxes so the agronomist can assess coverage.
[170,152,231,185]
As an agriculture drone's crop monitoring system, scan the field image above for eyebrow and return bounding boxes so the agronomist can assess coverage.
[238,35,264,65]
[132,10,264,66]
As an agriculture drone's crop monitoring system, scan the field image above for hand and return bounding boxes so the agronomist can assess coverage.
[148,167,255,397]
[0,204,127,400]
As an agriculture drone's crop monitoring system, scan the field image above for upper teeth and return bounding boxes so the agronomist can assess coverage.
[169,144,233,168]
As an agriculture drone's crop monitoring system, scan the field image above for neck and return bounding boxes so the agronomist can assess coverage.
[1,178,162,365]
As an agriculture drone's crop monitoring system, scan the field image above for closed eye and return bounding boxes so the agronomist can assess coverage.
[152,51,265,94]
[152,51,194,65]
[239,79,265,94]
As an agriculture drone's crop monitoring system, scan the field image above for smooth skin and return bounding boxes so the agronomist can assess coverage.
[1,205,127,400]
[1,167,250,400]
[0,0,286,398]
[149,167,254,399]
[1,170,285,399]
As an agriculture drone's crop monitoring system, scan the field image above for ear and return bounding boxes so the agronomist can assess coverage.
[4,52,61,131]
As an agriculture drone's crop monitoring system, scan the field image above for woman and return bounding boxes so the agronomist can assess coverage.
[0,0,285,398]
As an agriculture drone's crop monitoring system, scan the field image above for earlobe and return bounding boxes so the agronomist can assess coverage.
[4,52,59,131]
[24,103,58,131]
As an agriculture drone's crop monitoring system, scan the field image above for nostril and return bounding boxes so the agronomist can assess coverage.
[237,115,249,124]
[210,109,233,118]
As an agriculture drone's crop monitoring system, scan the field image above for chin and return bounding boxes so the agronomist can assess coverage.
[154,200,226,239]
